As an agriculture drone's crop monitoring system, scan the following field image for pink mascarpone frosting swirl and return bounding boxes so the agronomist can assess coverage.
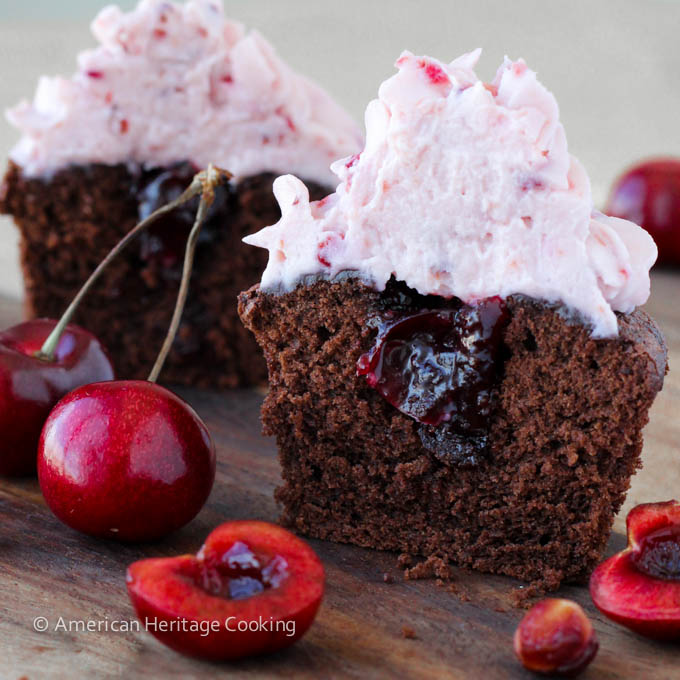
[6,0,362,183]
[244,49,656,337]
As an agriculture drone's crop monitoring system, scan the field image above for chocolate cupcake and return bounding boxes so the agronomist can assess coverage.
[239,50,667,588]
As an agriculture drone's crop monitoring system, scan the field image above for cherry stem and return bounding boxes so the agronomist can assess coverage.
[36,164,232,363]
[147,166,221,383]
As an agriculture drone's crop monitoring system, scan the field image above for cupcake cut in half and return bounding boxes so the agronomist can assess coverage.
[0,0,362,388]
[239,49,667,589]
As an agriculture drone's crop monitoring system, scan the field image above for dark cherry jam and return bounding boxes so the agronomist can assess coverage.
[135,161,232,276]
[358,282,509,463]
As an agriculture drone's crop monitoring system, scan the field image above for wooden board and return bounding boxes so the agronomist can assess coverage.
[1,273,679,679]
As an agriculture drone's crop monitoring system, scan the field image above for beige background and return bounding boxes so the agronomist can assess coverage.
[1,0,680,298]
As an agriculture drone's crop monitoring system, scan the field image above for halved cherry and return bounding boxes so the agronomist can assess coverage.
[126,521,325,660]
[590,500,680,640]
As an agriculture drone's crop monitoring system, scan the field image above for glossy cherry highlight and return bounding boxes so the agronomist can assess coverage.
[605,158,680,266]
[514,598,598,676]
[590,500,680,640]
[0,319,113,476]
[37,380,215,541]
[127,521,325,660]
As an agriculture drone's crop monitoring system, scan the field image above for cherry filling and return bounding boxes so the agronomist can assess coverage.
[357,284,509,464]
[196,541,289,601]
[135,161,231,275]
[633,528,680,581]
[132,164,328,362]
[358,295,508,426]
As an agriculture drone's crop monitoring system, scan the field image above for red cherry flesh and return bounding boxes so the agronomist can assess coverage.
[590,500,680,640]
[127,520,324,661]
[0,319,114,477]
[37,380,215,541]
[605,158,680,265]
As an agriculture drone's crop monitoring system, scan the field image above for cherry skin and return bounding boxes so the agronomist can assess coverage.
[37,380,215,541]
[127,520,325,661]
[605,158,680,265]
[0,319,114,477]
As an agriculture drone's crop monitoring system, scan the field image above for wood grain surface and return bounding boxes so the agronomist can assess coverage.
[0,272,678,679]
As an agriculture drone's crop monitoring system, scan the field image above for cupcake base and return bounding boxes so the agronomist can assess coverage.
[238,276,667,588]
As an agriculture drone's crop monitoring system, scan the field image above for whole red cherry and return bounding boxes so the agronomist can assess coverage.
[0,319,114,477]
[127,521,325,661]
[606,158,680,265]
[37,380,215,541]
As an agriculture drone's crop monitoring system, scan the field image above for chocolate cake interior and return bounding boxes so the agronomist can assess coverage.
[239,277,667,588]
[1,161,328,388]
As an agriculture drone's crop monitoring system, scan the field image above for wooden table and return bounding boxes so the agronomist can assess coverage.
[0,273,679,679]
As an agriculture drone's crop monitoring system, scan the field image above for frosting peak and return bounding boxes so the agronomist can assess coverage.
[7,0,362,182]
[244,50,656,336]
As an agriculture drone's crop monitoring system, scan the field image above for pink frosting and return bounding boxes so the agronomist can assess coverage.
[6,0,362,182]
[244,50,656,337]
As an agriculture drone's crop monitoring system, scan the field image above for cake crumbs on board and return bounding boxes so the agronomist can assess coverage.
[401,626,417,639]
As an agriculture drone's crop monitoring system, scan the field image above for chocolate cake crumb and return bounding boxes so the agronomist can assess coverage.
[238,276,667,588]
[512,584,546,609]
[1,161,328,388]
[403,555,454,581]
[397,553,415,569]
[440,580,458,594]
[401,626,417,639]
